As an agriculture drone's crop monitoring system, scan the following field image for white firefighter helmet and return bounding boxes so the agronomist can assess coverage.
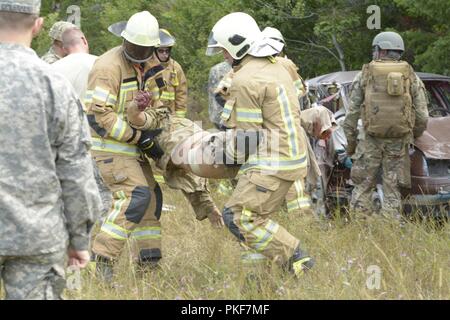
[206,12,263,60]
[262,26,285,44]
[121,11,160,47]
[120,11,160,63]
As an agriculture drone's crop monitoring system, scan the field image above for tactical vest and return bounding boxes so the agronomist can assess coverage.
[361,60,415,138]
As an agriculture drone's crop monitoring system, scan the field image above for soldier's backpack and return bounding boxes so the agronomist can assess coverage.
[361,60,415,138]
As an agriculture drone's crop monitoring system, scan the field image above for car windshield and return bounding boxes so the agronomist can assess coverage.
[425,81,450,117]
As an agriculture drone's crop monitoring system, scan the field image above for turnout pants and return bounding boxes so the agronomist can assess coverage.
[223,172,300,266]
[91,152,163,263]
[285,178,313,216]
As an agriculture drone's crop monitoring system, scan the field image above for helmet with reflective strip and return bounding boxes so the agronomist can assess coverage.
[206,12,262,60]
[121,11,160,47]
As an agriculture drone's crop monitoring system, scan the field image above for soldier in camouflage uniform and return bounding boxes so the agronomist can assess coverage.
[0,0,102,299]
[343,32,428,218]
[208,61,232,129]
[41,20,76,64]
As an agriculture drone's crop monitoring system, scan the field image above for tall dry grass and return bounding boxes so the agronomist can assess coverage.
[63,183,449,300]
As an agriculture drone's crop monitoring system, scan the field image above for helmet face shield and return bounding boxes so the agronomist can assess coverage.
[123,40,154,63]
[159,29,176,47]
[205,31,223,56]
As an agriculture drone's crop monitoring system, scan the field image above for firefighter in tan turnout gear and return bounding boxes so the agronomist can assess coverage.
[155,28,188,118]
[85,11,167,280]
[107,21,224,228]
[343,31,429,218]
[151,28,188,185]
[206,12,314,276]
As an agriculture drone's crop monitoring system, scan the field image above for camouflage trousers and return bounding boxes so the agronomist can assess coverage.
[0,250,66,300]
[350,135,409,217]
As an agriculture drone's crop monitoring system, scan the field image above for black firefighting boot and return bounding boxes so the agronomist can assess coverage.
[284,246,315,278]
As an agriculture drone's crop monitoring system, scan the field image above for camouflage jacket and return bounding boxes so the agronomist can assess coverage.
[343,61,429,147]
[207,61,232,127]
[0,43,102,255]
[41,46,61,64]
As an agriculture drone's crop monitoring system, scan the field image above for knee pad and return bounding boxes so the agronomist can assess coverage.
[125,186,151,224]
[222,207,245,242]
[154,183,163,220]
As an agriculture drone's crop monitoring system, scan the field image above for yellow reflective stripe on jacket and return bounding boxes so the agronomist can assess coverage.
[100,222,128,241]
[110,117,127,140]
[91,137,140,156]
[175,110,187,118]
[277,85,300,158]
[221,100,234,120]
[241,153,307,172]
[154,175,165,184]
[236,108,263,124]
[118,81,138,115]
[93,86,110,103]
[293,79,305,96]
[160,91,175,101]
[84,90,93,104]
[131,227,162,240]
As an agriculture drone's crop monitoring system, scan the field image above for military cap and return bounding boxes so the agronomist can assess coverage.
[0,0,40,14]
[49,21,77,41]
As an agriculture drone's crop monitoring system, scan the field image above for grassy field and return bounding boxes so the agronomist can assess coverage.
[61,183,450,300]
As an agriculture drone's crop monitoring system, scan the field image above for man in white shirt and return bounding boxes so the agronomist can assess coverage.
[51,27,97,101]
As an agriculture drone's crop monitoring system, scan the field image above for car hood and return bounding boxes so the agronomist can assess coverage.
[414,117,450,159]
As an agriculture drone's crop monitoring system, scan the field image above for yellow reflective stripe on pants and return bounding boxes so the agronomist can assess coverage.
[107,190,127,223]
[236,108,263,124]
[91,137,140,156]
[240,209,279,253]
[277,85,300,158]
[131,227,162,240]
[110,117,127,140]
[241,251,267,264]
[287,179,311,211]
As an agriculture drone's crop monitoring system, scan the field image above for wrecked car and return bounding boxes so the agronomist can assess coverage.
[306,71,450,216]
